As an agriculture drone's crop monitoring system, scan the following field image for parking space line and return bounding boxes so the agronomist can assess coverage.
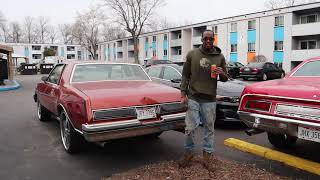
[224,138,320,175]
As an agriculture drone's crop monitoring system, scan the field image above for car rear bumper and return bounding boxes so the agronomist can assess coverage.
[239,74,259,78]
[82,112,186,142]
[238,111,320,136]
[216,102,241,122]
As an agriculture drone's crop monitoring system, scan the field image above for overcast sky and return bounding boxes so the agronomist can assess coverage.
[1,0,267,25]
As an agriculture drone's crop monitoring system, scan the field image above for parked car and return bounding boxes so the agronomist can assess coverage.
[143,59,173,68]
[34,62,186,154]
[145,64,248,123]
[238,57,320,148]
[227,62,244,78]
[239,62,285,81]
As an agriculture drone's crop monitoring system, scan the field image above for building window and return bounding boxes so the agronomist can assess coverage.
[67,46,75,51]
[178,49,182,55]
[164,50,168,56]
[212,26,218,34]
[32,46,41,51]
[275,16,284,26]
[153,36,157,42]
[274,41,284,51]
[300,40,317,50]
[32,54,41,59]
[164,34,168,41]
[231,23,237,32]
[248,20,256,30]
[248,43,255,52]
[231,44,237,52]
[177,33,182,39]
[145,37,149,43]
[300,14,318,24]
[67,54,75,59]
[153,50,157,56]
[145,51,148,58]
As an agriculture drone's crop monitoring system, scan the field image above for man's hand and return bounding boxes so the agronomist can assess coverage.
[213,67,225,75]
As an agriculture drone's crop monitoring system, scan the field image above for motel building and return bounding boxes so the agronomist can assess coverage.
[98,2,320,73]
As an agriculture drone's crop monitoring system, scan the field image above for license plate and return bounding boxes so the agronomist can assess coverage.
[136,107,157,120]
[244,68,250,72]
[298,126,320,143]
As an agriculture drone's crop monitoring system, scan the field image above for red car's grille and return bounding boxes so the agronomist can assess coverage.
[275,104,320,121]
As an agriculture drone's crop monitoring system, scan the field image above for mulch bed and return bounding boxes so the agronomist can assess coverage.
[104,155,288,180]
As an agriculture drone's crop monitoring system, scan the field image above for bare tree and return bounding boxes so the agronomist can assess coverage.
[147,17,176,32]
[36,16,50,43]
[72,7,106,60]
[265,0,318,9]
[102,0,165,64]
[48,25,57,44]
[23,16,35,43]
[59,24,73,44]
[101,23,126,41]
[9,22,23,43]
[0,11,8,42]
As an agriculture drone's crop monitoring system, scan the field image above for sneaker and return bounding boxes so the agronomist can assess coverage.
[178,151,194,168]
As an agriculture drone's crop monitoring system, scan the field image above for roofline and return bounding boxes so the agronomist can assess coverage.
[99,1,320,44]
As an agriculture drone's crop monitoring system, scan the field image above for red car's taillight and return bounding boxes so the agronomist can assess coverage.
[252,68,259,72]
[240,68,244,72]
[245,100,271,112]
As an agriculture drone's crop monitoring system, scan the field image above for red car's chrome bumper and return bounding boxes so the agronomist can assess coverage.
[82,112,186,142]
[238,111,320,136]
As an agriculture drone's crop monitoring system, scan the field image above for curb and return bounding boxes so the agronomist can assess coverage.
[0,80,21,91]
[224,138,320,175]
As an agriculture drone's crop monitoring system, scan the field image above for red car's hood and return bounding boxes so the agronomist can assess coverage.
[246,77,320,100]
[72,81,181,110]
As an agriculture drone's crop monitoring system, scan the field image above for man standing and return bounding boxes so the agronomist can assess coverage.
[178,30,228,169]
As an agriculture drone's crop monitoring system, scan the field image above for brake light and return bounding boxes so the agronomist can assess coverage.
[245,100,271,112]
[240,68,244,72]
[252,68,259,72]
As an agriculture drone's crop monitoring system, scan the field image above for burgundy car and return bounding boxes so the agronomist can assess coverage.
[238,57,320,148]
[34,62,186,153]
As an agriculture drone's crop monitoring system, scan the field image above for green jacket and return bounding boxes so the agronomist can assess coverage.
[181,45,228,102]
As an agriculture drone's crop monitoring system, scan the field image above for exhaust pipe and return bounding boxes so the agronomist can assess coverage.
[245,129,264,136]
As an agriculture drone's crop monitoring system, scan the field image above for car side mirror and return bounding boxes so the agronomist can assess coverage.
[41,76,48,81]
[171,79,181,83]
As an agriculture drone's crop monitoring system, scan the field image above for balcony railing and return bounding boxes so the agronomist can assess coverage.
[170,55,182,62]
[292,22,320,36]
[291,49,320,61]
[170,39,182,47]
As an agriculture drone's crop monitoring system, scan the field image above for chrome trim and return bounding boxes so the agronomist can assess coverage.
[239,74,258,77]
[82,112,186,133]
[92,102,182,114]
[238,111,320,128]
[275,103,320,121]
[69,63,151,84]
[58,103,83,134]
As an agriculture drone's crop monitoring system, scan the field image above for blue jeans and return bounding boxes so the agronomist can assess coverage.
[184,99,216,153]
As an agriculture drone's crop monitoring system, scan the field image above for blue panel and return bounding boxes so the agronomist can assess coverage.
[163,55,168,60]
[247,30,256,43]
[230,53,237,62]
[274,27,284,41]
[273,51,283,63]
[144,43,149,52]
[163,40,168,50]
[152,42,156,50]
[24,47,29,57]
[60,47,65,57]
[230,32,237,45]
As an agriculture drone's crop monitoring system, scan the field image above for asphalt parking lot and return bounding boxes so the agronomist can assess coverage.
[0,75,319,180]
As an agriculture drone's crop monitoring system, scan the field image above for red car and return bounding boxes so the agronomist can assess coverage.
[238,57,320,148]
[34,61,186,153]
